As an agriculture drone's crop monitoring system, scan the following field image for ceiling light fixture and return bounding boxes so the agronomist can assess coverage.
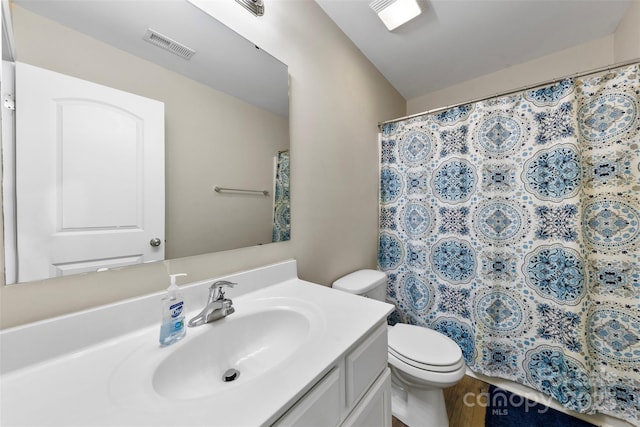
[235,0,264,16]
[369,0,421,31]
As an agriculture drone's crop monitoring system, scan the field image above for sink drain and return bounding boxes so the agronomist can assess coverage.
[222,368,240,382]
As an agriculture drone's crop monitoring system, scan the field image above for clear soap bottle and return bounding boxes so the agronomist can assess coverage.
[159,273,187,346]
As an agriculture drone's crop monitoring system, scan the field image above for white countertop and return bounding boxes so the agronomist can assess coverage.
[0,261,393,426]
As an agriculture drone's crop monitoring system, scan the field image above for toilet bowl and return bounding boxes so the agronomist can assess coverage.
[333,270,465,427]
[387,323,465,427]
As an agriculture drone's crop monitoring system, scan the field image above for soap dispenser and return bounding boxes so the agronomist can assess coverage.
[159,273,187,346]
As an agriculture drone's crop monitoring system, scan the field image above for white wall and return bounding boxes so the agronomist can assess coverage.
[0,0,405,328]
[407,0,640,114]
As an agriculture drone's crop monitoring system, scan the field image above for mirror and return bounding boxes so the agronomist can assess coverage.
[1,0,290,284]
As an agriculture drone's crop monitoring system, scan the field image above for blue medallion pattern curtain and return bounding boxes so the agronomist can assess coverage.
[272,150,290,242]
[378,64,640,426]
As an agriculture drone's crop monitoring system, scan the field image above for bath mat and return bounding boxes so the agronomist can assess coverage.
[484,385,596,427]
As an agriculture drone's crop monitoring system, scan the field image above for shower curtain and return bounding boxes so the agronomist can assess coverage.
[272,150,290,242]
[378,64,640,426]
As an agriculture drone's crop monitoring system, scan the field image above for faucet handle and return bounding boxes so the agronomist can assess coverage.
[209,280,236,300]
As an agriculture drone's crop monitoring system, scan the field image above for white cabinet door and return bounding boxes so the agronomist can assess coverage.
[341,368,392,427]
[346,323,389,407]
[15,62,165,282]
[273,368,342,427]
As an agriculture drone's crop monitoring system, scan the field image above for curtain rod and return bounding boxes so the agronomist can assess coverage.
[378,57,640,129]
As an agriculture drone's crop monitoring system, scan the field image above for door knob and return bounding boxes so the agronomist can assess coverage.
[150,238,162,247]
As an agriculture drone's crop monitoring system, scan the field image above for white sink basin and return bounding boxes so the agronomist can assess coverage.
[152,306,312,400]
[107,294,325,411]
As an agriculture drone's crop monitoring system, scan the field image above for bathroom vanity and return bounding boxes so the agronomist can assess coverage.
[0,260,394,426]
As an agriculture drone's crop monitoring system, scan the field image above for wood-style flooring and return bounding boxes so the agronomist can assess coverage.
[392,375,490,427]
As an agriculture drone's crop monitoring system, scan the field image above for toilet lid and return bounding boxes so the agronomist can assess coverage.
[388,324,463,372]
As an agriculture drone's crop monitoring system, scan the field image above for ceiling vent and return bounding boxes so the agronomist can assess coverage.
[143,28,196,60]
[369,0,421,31]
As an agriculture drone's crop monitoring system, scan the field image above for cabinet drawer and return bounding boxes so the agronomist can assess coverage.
[273,367,341,427]
[345,322,388,407]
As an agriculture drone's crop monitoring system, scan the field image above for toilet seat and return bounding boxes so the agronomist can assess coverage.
[388,351,466,389]
[388,324,464,373]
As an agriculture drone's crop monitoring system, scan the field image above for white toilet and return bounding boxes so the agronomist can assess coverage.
[333,270,466,427]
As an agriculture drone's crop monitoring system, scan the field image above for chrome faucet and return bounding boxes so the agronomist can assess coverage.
[188,280,236,327]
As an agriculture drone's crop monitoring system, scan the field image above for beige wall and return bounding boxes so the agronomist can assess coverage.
[407,35,616,114]
[408,1,640,115]
[10,5,288,260]
[614,0,640,62]
[0,0,405,328]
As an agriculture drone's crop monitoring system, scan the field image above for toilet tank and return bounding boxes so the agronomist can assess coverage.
[332,269,387,301]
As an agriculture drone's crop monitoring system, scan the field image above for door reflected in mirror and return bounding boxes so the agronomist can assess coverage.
[1,0,290,284]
